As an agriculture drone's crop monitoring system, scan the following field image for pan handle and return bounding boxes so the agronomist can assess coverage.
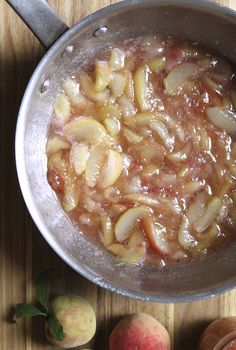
[6,0,69,49]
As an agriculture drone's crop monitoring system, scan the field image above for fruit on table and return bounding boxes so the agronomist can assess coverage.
[109,313,171,350]
[46,294,96,348]
[198,317,236,350]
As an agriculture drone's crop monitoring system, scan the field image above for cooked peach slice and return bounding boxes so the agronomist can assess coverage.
[124,193,160,208]
[178,216,196,249]
[167,143,191,162]
[109,72,127,97]
[146,56,166,72]
[141,164,160,178]
[117,95,136,117]
[85,144,108,187]
[124,71,134,101]
[134,65,150,111]
[108,230,146,264]
[47,151,71,183]
[130,112,157,127]
[110,48,125,71]
[178,166,190,178]
[129,140,166,167]
[98,149,123,189]
[125,228,147,263]
[195,197,222,233]
[46,137,70,157]
[95,104,121,122]
[149,120,174,150]
[62,175,80,212]
[108,241,146,264]
[164,62,199,95]
[156,113,186,143]
[115,206,152,242]
[142,215,169,255]
[195,223,220,251]
[69,143,90,176]
[53,94,71,126]
[203,75,222,94]
[181,181,204,195]
[178,193,206,248]
[108,243,129,258]
[64,117,107,144]
[94,61,111,92]
[104,118,120,136]
[206,108,236,135]
[140,141,166,165]
[79,73,109,103]
[123,127,143,144]
[63,78,89,108]
[128,228,144,248]
[100,214,114,247]
[199,127,212,152]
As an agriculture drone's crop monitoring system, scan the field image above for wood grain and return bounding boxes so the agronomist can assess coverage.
[0,1,236,349]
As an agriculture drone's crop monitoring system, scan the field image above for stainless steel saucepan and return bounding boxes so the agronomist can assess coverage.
[7,0,236,302]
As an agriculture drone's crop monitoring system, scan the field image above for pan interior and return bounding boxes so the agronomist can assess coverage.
[17,1,236,301]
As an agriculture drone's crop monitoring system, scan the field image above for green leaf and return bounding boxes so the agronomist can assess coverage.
[47,314,65,341]
[34,268,52,313]
[14,303,46,322]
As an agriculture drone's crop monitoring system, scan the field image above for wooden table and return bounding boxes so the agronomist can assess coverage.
[1,0,236,349]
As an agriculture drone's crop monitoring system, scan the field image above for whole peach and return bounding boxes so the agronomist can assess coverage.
[198,317,236,350]
[109,312,170,350]
[46,294,96,348]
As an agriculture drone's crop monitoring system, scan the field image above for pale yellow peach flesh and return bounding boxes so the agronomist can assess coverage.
[129,112,158,127]
[54,94,71,126]
[85,144,108,187]
[134,65,150,111]
[150,120,174,150]
[142,215,170,255]
[63,78,89,108]
[98,149,123,189]
[146,56,166,72]
[64,117,107,144]
[115,206,152,242]
[110,48,125,71]
[104,118,120,137]
[206,107,236,135]
[195,197,222,233]
[69,143,90,176]
[100,214,114,247]
[123,127,143,144]
[109,72,127,97]
[178,194,206,248]
[94,61,111,92]
[79,74,109,102]
[46,137,70,157]
[109,228,146,263]
[164,62,199,95]
[108,242,146,264]
[62,176,80,212]
[124,193,160,208]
